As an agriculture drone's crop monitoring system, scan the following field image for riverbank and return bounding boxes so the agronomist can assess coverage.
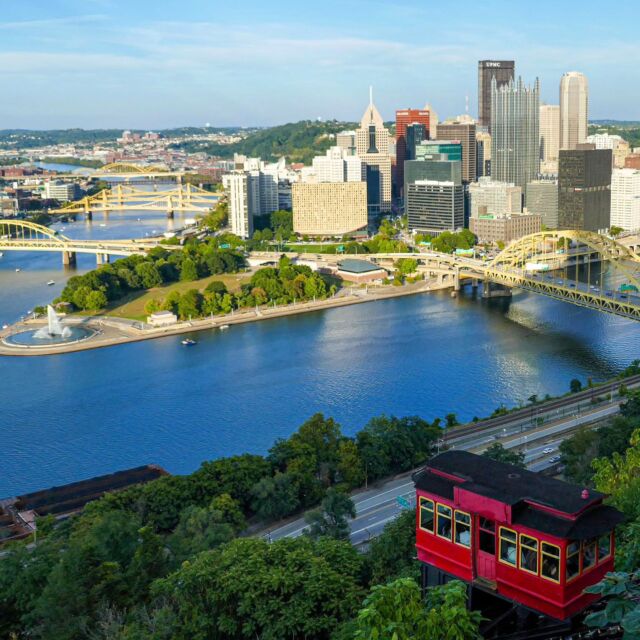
[0,278,455,356]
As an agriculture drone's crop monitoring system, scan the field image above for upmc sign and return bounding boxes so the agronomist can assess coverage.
[485,62,502,68]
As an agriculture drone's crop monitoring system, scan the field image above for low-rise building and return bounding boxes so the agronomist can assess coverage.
[292,181,367,236]
[469,177,522,218]
[44,181,81,201]
[335,259,388,283]
[469,213,541,245]
[147,310,178,327]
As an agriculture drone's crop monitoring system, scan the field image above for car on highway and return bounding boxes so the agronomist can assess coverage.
[542,447,555,454]
[549,455,561,463]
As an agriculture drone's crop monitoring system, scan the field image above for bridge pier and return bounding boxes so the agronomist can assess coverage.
[62,251,77,267]
[482,282,512,299]
[85,211,93,221]
[167,210,174,219]
[96,253,110,265]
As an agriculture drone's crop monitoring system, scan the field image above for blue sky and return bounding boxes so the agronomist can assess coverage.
[1,0,639,129]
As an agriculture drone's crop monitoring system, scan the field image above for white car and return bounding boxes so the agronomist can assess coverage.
[543,447,555,454]
[549,455,561,463]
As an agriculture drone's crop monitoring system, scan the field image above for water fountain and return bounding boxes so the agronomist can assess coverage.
[3,305,95,348]
[33,306,73,339]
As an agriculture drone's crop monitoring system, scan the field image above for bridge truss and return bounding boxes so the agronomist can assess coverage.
[0,219,159,263]
[483,230,640,320]
[49,183,222,215]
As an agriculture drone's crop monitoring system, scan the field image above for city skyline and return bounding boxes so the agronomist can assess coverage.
[1,0,639,129]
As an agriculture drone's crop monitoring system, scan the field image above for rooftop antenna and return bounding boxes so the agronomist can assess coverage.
[369,85,373,107]
[465,94,469,114]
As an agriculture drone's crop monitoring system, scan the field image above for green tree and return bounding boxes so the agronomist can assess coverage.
[135,262,163,288]
[483,442,526,468]
[559,428,600,483]
[84,289,108,310]
[161,290,181,315]
[144,298,161,314]
[169,498,240,563]
[584,570,640,637]
[395,257,418,276]
[250,472,300,522]
[177,289,202,319]
[336,439,366,488]
[593,429,640,521]
[570,378,583,393]
[304,488,356,540]
[366,509,419,585]
[205,280,228,295]
[609,225,624,238]
[445,412,459,428]
[179,258,198,282]
[355,578,482,640]
[152,537,364,640]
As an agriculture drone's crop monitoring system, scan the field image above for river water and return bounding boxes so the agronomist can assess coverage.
[1,181,639,496]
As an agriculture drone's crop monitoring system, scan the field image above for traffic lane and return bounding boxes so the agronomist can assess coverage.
[498,405,619,451]
[449,395,623,450]
[268,477,415,540]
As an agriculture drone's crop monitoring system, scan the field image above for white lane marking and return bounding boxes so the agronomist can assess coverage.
[350,515,398,538]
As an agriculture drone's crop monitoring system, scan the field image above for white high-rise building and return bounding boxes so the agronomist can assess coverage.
[223,162,280,238]
[611,168,640,231]
[539,104,560,169]
[222,173,252,239]
[469,177,522,218]
[586,132,625,150]
[311,146,363,183]
[560,72,588,150]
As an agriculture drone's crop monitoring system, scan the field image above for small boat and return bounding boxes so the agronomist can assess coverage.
[99,223,107,227]
[181,338,197,346]
[2,324,8,330]
[15,268,20,272]
[47,280,55,286]
[219,325,230,331]
[0,252,3,257]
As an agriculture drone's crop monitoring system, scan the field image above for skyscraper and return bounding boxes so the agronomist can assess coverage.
[611,168,640,231]
[356,89,392,216]
[559,72,588,150]
[478,60,515,131]
[491,77,540,192]
[396,108,430,197]
[476,131,491,178]
[437,121,477,183]
[558,147,612,231]
[405,123,427,161]
[539,104,560,171]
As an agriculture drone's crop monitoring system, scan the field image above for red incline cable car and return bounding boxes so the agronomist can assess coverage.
[413,451,624,621]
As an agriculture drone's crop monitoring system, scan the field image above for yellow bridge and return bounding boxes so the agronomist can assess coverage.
[49,183,222,217]
[255,230,640,321]
[0,219,164,266]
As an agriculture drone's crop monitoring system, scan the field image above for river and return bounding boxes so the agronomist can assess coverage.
[1,186,638,496]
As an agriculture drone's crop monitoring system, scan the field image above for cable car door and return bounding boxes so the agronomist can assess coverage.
[476,517,496,581]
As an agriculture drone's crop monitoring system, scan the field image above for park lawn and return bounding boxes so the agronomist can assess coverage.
[105,272,250,321]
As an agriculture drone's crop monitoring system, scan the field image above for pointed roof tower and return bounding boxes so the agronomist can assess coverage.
[360,86,384,129]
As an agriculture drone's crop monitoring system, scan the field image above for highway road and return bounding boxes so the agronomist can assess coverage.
[264,393,624,547]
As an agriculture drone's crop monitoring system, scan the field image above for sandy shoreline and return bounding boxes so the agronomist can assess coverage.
[0,280,455,357]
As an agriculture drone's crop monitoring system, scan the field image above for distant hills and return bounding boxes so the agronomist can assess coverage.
[590,120,640,128]
[170,120,358,165]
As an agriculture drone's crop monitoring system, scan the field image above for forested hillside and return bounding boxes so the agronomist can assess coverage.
[171,120,358,164]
